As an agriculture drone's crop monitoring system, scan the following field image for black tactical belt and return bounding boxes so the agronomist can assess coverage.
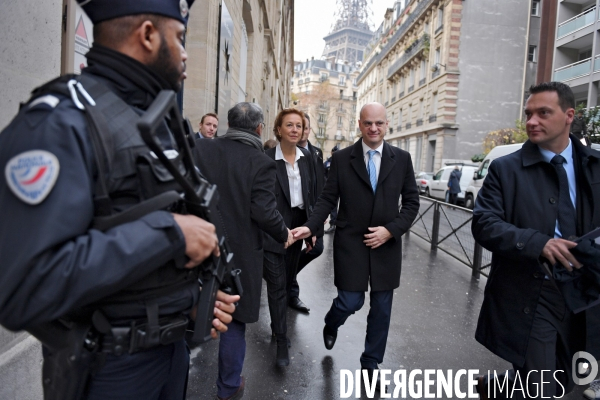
[100,315,189,356]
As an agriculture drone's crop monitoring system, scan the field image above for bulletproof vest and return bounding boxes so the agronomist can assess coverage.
[28,74,196,311]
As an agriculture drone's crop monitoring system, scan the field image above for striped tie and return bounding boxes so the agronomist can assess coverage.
[367,150,377,193]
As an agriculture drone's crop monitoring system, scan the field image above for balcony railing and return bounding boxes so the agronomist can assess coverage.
[387,34,430,80]
[316,133,327,139]
[408,85,414,93]
[406,122,412,129]
[554,57,592,82]
[391,97,396,103]
[397,125,402,132]
[390,127,394,134]
[416,119,423,126]
[419,78,426,86]
[335,135,344,141]
[429,114,437,123]
[557,7,595,39]
[398,91,405,98]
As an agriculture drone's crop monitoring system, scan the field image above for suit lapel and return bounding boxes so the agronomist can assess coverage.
[350,139,375,192]
[377,142,396,187]
[276,160,292,206]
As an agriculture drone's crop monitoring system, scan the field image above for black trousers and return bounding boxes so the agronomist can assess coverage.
[483,280,585,399]
[263,250,287,336]
[285,207,307,302]
[290,236,324,299]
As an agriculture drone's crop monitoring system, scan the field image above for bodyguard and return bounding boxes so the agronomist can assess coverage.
[0,1,237,399]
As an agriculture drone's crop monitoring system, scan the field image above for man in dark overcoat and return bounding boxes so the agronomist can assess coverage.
[192,102,292,400]
[293,102,420,389]
[472,81,600,399]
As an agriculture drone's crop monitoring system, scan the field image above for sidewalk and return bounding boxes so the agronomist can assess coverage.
[186,233,587,399]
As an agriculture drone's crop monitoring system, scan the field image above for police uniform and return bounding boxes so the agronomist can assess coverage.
[0,1,200,399]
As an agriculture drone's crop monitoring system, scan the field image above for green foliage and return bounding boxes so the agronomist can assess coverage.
[481,120,528,154]
[575,104,600,144]
[471,154,486,163]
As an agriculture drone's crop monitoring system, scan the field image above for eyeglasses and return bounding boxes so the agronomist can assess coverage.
[361,121,386,128]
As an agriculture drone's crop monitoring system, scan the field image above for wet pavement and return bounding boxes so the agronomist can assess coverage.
[186,231,586,399]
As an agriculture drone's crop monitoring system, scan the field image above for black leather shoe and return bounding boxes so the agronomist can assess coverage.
[362,368,384,394]
[323,325,337,350]
[276,341,290,367]
[289,297,310,313]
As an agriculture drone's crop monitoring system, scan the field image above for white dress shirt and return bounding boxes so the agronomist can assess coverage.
[275,143,304,209]
[362,141,384,181]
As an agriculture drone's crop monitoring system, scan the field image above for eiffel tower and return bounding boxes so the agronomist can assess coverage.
[322,0,374,65]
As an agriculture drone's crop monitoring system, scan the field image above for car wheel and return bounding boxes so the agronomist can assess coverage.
[425,188,430,197]
[465,194,474,210]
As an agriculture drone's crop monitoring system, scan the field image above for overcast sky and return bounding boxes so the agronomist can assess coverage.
[294,0,397,62]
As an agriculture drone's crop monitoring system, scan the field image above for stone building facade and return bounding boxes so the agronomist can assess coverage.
[357,0,539,173]
[291,59,360,156]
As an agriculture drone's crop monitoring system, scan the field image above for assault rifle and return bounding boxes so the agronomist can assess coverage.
[137,90,242,343]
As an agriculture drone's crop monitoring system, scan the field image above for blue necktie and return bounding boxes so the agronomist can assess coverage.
[550,155,577,239]
[367,150,377,193]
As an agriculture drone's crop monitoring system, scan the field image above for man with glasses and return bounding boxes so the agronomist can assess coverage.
[293,102,419,393]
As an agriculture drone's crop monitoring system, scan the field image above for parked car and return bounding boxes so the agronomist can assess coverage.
[428,164,478,205]
[464,143,524,209]
[415,171,433,195]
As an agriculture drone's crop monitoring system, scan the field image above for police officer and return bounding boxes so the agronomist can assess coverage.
[0,1,238,399]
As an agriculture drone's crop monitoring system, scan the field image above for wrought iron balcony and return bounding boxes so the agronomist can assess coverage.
[429,114,437,123]
[408,85,414,93]
[416,119,423,126]
[419,78,426,86]
[387,34,430,80]
[406,122,412,129]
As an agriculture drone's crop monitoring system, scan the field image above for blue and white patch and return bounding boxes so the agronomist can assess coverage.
[5,150,60,205]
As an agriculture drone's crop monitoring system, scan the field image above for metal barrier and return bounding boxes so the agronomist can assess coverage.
[408,196,491,278]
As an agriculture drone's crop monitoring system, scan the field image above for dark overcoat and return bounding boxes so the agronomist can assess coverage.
[263,146,315,254]
[304,139,420,291]
[472,137,600,367]
[192,137,288,323]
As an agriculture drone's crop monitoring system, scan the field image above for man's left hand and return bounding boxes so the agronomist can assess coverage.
[364,226,393,249]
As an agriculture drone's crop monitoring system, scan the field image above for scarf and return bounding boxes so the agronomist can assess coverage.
[222,127,264,152]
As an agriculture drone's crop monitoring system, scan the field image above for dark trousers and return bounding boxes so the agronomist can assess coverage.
[263,250,287,336]
[86,339,189,400]
[483,281,585,399]
[448,192,458,205]
[217,319,246,398]
[285,207,307,302]
[324,289,394,370]
[290,236,324,299]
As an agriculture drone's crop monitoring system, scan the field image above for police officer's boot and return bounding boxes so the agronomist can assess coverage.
[275,334,289,367]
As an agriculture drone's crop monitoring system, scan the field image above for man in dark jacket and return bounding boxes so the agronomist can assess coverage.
[192,102,292,399]
[447,166,462,205]
[0,1,238,398]
[472,81,600,399]
[570,110,587,140]
[293,102,419,391]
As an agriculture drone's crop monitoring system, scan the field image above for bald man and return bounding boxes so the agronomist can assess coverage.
[293,102,419,392]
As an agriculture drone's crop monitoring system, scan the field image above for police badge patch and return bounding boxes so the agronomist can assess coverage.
[180,0,189,18]
[5,150,60,205]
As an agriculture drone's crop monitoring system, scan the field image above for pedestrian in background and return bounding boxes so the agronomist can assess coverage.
[197,112,219,139]
[447,165,462,205]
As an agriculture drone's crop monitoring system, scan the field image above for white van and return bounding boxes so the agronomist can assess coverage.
[464,143,524,209]
[428,164,478,205]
